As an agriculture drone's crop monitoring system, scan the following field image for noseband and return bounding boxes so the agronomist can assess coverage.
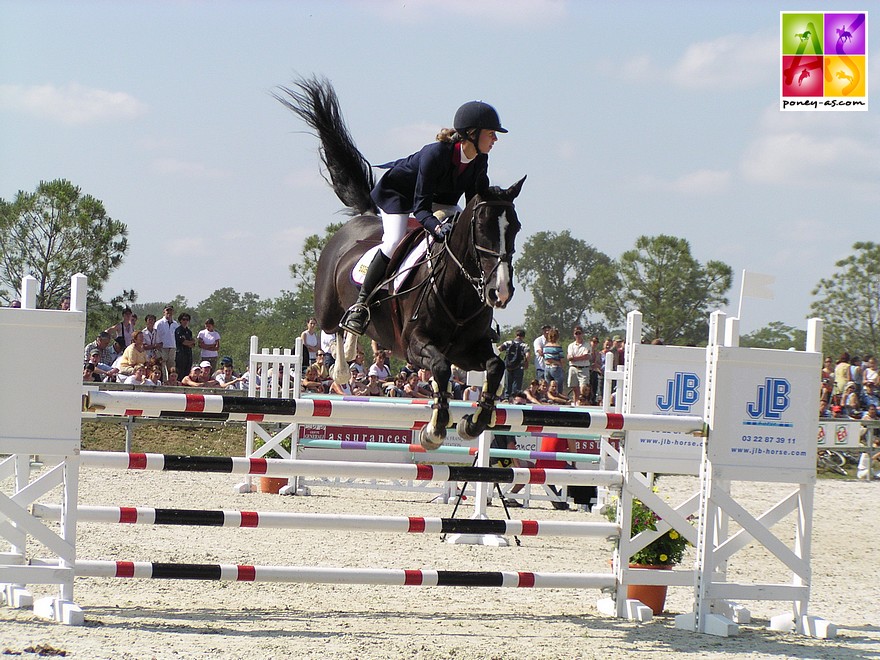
[441,200,516,305]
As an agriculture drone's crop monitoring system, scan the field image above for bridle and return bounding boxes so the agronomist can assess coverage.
[440,199,516,306]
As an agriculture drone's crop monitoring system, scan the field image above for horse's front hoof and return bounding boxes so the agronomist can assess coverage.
[419,426,445,450]
[456,415,483,441]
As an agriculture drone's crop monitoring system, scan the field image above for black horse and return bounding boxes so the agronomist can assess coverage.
[276,77,525,448]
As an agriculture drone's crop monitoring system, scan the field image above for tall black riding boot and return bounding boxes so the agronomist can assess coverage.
[340,251,390,335]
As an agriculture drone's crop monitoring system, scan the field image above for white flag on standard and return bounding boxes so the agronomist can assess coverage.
[741,271,775,300]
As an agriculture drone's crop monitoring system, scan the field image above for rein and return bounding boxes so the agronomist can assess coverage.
[440,199,515,306]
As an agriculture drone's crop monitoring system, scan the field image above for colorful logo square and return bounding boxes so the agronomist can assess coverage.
[780,11,868,111]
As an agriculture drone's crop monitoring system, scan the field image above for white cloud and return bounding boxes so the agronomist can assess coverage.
[152,158,229,180]
[367,0,565,25]
[0,82,146,124]
[637,168,731,195]
[740,105,880,195]
[670,33,776,89]
[165,236,208,257]
[608,32,776,90]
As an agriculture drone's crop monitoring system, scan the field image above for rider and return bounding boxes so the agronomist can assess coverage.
[339,100,507,336]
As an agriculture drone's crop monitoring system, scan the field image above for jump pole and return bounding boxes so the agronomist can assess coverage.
[297,438,601,464]
[33,504,619,538]
[85,390,704,435]
[77,451,623,487]
[73,560,617,589]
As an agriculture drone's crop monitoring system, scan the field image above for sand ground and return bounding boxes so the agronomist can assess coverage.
[2,467,879,659]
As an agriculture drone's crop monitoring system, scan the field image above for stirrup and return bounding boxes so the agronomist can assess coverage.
[340,303,370,336]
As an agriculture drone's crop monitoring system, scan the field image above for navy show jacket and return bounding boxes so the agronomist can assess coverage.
[370,141,489,230]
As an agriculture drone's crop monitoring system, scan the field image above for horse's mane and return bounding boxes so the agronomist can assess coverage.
[273,76,376,215]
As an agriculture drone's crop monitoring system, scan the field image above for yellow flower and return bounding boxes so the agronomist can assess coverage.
[659,554,668,562]
[669,531,679,539]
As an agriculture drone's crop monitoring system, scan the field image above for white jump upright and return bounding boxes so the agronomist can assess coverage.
[598,311,706,622]
[235,335,306,494]
[674,314,835,638]
[0,274,87,625]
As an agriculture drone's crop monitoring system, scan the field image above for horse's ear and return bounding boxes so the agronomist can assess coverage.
[502,176,527,202]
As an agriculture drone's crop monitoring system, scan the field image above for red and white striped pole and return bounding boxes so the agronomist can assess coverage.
[78,451,624,487]
[75,560,617,589]
[33,504,619,538]
[85,390,704,436]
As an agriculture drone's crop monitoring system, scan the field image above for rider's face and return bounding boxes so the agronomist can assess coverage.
[478,130,497,153]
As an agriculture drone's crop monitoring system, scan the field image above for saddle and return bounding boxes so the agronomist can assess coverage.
[351,217,430,293]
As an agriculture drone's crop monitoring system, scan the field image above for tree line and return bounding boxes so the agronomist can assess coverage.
[2,179,877,364]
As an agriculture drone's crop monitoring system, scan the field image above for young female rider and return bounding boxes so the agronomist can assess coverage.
[340,100,507,336]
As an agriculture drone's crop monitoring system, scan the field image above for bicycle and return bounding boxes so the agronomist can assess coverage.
[817,449,848,476]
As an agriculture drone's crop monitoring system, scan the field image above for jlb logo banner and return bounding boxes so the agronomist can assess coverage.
[780,11,868,111]
[656,372,700,413]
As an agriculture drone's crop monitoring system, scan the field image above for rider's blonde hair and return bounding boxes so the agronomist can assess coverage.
[436,127,464,143]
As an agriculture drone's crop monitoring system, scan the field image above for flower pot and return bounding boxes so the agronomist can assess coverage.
[258,476,289,494]
[627,564,672,614]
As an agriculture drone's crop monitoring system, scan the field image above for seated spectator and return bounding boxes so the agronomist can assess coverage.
[524,379,545,404]
[331,367,361,395]
[313,351,333,390]
[368,351,392,382]
[463,382,482,402]
[302,364,325,393]
[238,366,259,392]
[843,381,861,417]
[362,373,384,397]
[348,350,367,383]
[818,399,832,418]
[181,365,205,387]
[84,331,117,370]
[215,363,245,390]
[117,330,148,376]
[404,372,432,398]
[165,367,179,386]
[386,372,408,397]
[83,362,101,383]
[860,380,879,409]
[546,379,571,405]
[85,347,118,381]
[124,364,153,386]
[181,364,217,388]
[149,365,163,386]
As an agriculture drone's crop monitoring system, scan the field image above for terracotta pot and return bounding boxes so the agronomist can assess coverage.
[258,476,289,494]
[627,564,672,614]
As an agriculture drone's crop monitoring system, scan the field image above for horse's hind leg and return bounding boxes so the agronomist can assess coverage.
[458,352,505,440]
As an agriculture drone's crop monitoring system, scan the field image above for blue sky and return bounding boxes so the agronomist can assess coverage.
[1,0,876,334]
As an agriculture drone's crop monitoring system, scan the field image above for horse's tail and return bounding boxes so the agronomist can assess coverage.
[274,76,375,215]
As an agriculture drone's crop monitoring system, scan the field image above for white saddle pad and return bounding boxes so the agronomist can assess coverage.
[351,238,430,294]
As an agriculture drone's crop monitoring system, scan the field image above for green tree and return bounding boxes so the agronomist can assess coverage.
[593,235,733,345]
[0,179,129,307]
[289,221,344,316]
[514,230,613,338]
[811,241,880,358]
[741,321,807,350]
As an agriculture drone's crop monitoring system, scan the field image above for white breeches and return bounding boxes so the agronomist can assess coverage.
[378,204,461,258]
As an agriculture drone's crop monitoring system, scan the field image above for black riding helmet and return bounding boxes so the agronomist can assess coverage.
[454,101,508,135]
[454,101,507,155]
